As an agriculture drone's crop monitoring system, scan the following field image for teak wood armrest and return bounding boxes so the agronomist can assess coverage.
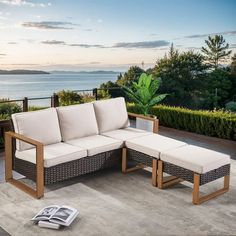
[128,112,159,133]
[5,131,44,199]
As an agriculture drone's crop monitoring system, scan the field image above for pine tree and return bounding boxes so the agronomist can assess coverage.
[231,53,236,74]
[169,43,179,59]
[201,35,232,68]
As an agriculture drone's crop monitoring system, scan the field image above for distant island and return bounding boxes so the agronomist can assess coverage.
[0,70,50,75]
[50,70,121,74]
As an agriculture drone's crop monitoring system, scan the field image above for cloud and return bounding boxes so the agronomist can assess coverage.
[69,43,105,48]
[185,30,236,39]
[89,61,101,64]
[0,53,6,56]
[1,63,40,65]
[8,41,17,44]
[40,39,170,49]
[113,40,170,48]
[0,0,51,7]
[83,28,93,32]
[41,40,105,48]
[185,46,201,50]
[22,21,77,30]
[41,40,66,45]
[0,16,7,20]
[149,33,158,36]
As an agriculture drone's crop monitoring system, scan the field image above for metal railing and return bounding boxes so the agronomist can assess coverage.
[0,87,123,111]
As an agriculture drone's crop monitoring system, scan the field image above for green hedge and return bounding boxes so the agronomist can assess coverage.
[127,104,236,141]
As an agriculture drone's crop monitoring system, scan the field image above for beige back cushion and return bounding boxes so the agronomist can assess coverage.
[93,97,130,133]
[12,108,62,151]
[57,103,99,141]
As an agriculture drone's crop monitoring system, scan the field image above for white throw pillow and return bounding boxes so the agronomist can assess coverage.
[57,103,99,141]
[93,97,130,133]
[12,108,62,151]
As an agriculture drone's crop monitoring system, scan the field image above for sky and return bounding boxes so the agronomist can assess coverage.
[0,0,236,71]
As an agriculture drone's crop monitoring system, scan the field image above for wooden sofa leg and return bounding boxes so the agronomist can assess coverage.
[152,159,158,186]
[122,148,146,173]
[157,160,163,189]
[5,131,44,199]
[122,148,127,173]
[192,174,200,204]
[157,160,182,189]
[192,173,230,205]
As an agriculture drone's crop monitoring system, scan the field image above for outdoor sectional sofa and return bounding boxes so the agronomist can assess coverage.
[4,97,230,205]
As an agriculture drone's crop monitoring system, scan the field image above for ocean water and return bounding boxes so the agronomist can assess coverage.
[0,72,120,106]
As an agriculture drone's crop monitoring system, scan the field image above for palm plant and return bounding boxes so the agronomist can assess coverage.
[123,73,167,116]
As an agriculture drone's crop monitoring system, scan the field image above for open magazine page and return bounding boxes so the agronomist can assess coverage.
[31,205,60,221]
[49,206,78,225]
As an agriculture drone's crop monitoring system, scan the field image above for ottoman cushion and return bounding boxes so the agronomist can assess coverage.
[160,145,230,174]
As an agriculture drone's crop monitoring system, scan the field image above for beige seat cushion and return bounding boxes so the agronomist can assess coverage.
[12,108,62,151]
[126,134,187,159]
[66,135,123,156]
[102,127,152,141]
[57,103,99,141]
[93,97,130,133]
[15,142,87,168]
[160,145,230,174]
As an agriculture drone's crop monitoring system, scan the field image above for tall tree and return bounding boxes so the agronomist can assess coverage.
[153,45,208,108]
[201,35,232,68]
[229,54,236,101]
[116,66,144,87]
[231,53,236,74]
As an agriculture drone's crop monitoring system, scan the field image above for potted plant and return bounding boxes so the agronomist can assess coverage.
[123,73,167,132]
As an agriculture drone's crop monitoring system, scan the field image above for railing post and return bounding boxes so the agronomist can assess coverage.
[23,97,28,112]
[93,88,98,100]
[51,93,59,107]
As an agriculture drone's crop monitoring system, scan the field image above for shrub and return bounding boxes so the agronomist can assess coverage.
[28,106,49,111]
[81,94,96,103]
[127,104,236,140]
[225,101,236,112]
[0,99,22,120]
[57,90,82,106]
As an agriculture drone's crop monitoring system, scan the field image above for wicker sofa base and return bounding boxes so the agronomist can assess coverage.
[127,148,154,168]
[163,162,230,186]
[14,149,122,185]
[126,148,230,187]
[124,148,230,204]
[158,160,230,204]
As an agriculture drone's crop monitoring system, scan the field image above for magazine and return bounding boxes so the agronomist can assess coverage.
[31,205,79,227]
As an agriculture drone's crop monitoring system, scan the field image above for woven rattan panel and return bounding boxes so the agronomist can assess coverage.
[127,149,154,167]
[163,162,230,186]
[14,149,122,185]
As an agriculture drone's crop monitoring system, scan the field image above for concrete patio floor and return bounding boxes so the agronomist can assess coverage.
[0,127,235,235]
